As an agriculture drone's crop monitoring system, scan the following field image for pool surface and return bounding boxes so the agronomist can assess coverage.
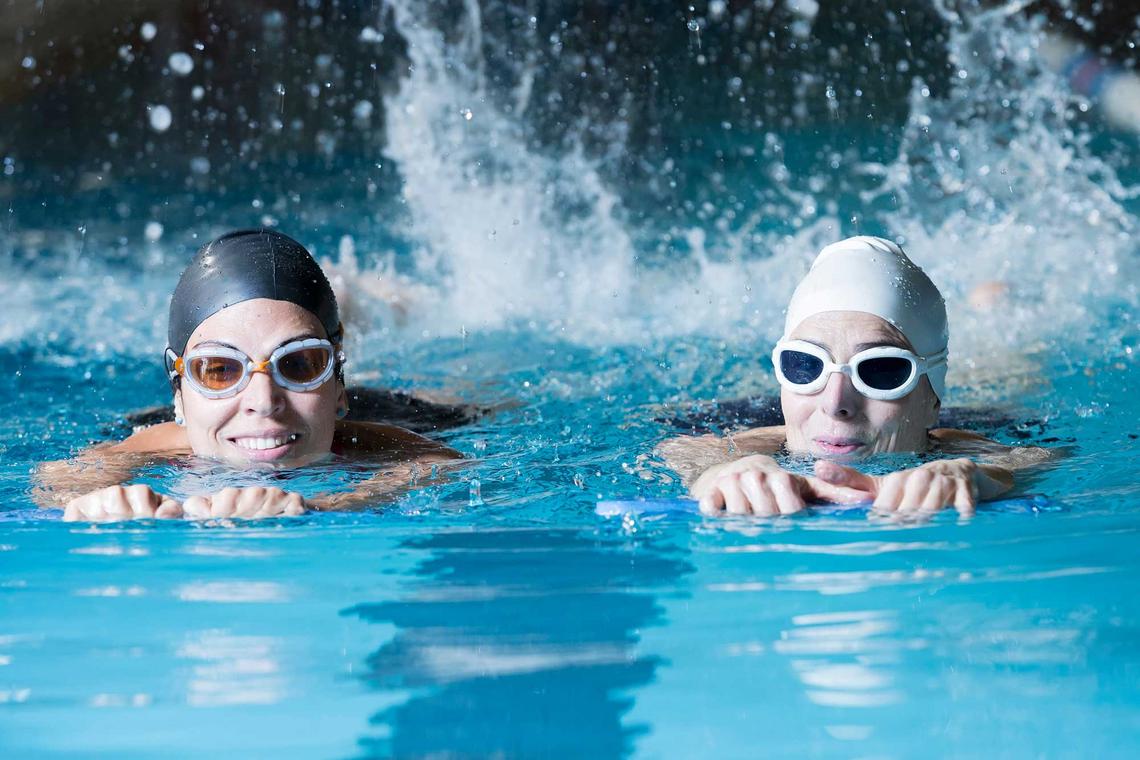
[2,2,1139,757]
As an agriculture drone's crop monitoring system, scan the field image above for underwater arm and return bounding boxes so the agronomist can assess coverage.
[34,423,192,521]
[31,426,186,509]
[305,453,465,513]
[32,437,186,521]
[309,423,464,511]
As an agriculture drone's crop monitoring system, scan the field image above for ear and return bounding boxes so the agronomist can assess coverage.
[335,381,349,419]
[925,393,942,430]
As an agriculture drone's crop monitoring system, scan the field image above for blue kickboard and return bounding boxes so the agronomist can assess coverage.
[596,495,1057,517]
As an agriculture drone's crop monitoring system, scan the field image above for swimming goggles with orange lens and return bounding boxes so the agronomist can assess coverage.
[772,339,947,401]
[166,338,342,399]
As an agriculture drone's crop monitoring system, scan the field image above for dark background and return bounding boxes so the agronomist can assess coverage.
[1,0,1136,248]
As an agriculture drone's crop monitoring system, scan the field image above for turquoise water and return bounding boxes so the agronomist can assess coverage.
[4,2,1140,757]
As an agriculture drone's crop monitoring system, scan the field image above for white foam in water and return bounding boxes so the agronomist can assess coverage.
[863,9,1140,389]
[334,1,1139,366]
[376,0,641,340]
[2,4,1136,375]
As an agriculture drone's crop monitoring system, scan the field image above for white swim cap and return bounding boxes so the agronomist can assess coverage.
[782,236,949,400]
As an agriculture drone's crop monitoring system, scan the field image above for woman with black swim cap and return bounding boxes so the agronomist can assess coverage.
[35,229,461,521]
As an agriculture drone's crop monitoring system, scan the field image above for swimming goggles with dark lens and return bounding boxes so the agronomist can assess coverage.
[166,338,343,399]
[772,339,947,401]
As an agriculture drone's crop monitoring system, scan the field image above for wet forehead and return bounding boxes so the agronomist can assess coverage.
[788,311,912,356]
[187,298,325,354]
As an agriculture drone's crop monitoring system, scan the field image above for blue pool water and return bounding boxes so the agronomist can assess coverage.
[3,2,1140,757]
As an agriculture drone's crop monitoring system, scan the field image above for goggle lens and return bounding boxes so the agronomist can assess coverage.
[189,356,246,391]
[175,339,339,398]
[779,350,825,385]
[276,346,332,384]
[856,356,914,391]
[772,339,938,401]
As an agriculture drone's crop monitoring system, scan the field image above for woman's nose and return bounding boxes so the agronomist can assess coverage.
[241,369,285,416]
[818,370,862,419]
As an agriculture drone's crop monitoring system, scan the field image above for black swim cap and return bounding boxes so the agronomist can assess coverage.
[166,229,341,359]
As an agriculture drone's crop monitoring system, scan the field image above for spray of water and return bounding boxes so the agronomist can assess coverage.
[2,1,1136,381]
[336,0,1138,373]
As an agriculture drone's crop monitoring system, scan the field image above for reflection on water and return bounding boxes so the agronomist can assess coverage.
[345,527,693,758]
[782,611,905,710]
[176,631,286,707]
[175,581,289,603]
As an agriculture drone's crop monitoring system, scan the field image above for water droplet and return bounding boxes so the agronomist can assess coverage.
[353,100,373,120]
[461,108,474,121]
[147,104,172,132]
[144,221,164,242]
[686,19,700,32]
[168,52,194,76]
[140,22,157,41]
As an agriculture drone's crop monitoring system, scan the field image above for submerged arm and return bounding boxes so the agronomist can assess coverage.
[302,421,465,512]
[306,422,465,511]
[32,423,190,519]
[32,422,188,508]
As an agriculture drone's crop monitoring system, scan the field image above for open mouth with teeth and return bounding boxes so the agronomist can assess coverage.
[228,433,301,460]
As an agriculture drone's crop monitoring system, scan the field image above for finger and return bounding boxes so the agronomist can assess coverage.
[872,475,905,513]
[183,496,212,519]
[126,484,159,518]
[63,501,81,522]
[155,499,184,519]
[211,488,240,518]
[722,478,750,516]
[282,494,305,517]
[104,488,133,519]
[953,481,976,517]
[234,487,268,518]
[698,488,725,515]
[64,496,92,522]
[764,474,806,515]
[813,460,880,495]
[920,479,951,512]
[804,477,874,505]
[251,489,289,518]
[898,472,935,514]
[739,472,778,516]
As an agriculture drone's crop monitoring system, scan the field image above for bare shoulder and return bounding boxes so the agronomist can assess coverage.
[109,422,192,455]
[930,427,1058,468]
[658,425,786,455]
[334,420,463,462]
[656,425,786,485]
[728,425,788,453]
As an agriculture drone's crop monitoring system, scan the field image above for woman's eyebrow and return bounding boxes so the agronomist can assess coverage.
[190,340,239,351]
[854,338,909,352]
[190,334,321,353]
[276,333,321,348]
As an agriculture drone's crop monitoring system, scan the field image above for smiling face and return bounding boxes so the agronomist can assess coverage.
[173,298,346,467]
[780,311,940,460]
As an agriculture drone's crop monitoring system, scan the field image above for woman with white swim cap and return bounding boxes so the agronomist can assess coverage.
[660,236,1053,518]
